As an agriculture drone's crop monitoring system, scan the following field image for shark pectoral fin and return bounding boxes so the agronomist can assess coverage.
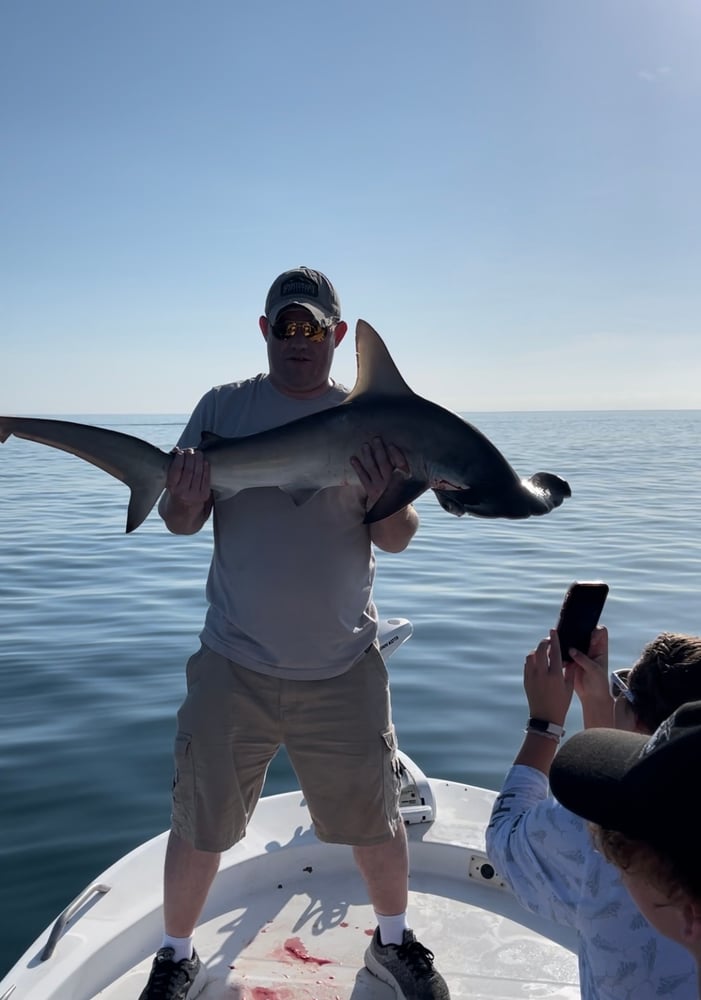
[363,476,428,524]
[126,481,169,533]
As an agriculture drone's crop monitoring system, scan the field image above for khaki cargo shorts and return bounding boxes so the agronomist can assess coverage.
[170,642,402,853]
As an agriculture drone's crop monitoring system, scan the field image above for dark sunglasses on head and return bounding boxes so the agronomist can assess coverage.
[270,318,332,343]
[609,667,635,704]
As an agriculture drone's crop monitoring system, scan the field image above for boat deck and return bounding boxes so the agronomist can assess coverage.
[1,776,580,1000]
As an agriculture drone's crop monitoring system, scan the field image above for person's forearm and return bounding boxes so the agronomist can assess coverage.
[581,695,615,729]
[158,492,213,535]
[517,630,573,776]
[512,731,561,776]
[369,505,419,553]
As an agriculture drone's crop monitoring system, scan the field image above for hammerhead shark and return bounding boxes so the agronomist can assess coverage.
[0,319,570,532]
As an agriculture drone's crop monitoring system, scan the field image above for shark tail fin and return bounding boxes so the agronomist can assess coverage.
[0,417,171,533]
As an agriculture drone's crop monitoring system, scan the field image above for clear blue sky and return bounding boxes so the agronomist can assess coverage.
[2,0,700,414]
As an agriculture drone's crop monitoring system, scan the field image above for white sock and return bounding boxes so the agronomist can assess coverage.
[376,911,408,947]
[161,934,194,963]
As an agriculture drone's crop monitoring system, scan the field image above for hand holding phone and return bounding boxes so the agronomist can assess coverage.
[556,582,609,662]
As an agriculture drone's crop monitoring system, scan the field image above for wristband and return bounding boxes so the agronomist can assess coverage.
[526,717,566,739]
[525,727,561,742]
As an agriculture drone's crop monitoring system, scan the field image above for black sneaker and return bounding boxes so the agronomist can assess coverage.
[364,928,450,999]
[138,946,207,1000]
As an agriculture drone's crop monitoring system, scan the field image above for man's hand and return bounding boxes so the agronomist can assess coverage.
[350,438,418,553]
[166,448,211,507]
[159,448,213,534]
[350,437,410,509]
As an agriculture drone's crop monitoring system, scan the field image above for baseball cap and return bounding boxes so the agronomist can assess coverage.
[265,267,341,326]
[550,699,701,867]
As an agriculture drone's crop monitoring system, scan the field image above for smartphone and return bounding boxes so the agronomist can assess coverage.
[556,582,609,660]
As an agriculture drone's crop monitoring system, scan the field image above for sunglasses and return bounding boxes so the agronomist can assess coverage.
[609,667,636,704]
[270,319,331,343]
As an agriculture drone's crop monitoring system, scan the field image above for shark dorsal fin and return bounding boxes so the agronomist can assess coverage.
[344,319,414,401]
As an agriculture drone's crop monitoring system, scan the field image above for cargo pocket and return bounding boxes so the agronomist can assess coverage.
[381,725,402,822]
[171,731,195,840]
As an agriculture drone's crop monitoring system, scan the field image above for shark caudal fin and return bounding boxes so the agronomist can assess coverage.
[0,416,171,533]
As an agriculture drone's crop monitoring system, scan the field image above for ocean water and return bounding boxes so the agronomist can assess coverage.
[1,409,700,975]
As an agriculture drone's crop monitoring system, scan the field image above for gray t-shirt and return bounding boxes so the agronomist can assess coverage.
[178,374,378,679]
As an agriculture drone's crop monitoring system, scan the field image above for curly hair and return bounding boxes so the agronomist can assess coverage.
[591,823,701,904]
[628,633,701,733]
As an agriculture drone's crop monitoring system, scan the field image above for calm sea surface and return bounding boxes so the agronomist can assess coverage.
[1,410,700,975]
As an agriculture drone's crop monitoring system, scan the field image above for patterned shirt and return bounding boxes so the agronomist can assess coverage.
[486,764,696,1000]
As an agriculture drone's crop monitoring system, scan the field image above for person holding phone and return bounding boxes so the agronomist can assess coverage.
[549,699,701,990]
[486,598,701,1000]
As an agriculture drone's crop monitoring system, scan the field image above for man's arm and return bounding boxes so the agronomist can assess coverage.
[369,503,419,553]
[158,448,213,535]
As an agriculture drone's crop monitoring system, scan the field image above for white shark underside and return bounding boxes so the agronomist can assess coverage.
[0,320,571,532]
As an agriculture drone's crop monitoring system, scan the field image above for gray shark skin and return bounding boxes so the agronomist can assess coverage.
[0,319,571,532]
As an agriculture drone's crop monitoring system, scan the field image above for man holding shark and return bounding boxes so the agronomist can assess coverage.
[140,267,451,1000]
